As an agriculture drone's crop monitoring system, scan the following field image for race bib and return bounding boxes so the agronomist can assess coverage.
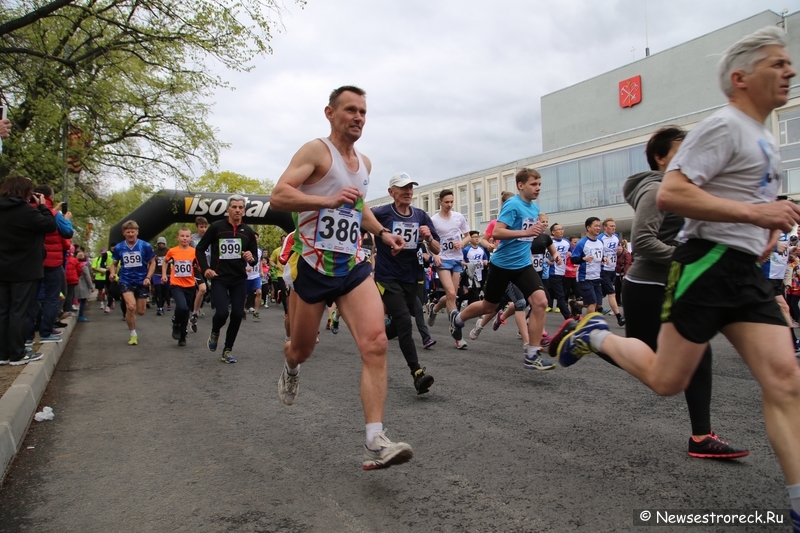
[441,238,458,252]
[392,221,420,250]
[314,207,362,255]
[122,252,143,268]
[591,247,604,262]
[219,238,242,260]
[173,260,194,278]
[531,253,544,271]
[518,218,537,242]
[156,256,164,267]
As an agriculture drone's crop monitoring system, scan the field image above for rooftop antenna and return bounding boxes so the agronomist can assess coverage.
[781,8,789,33]
[631,46,636,60]
[644,0,650,56]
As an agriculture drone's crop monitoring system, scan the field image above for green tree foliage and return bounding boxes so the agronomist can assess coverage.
[0,0,305,190]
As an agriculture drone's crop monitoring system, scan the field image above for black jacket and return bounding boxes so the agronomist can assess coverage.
[195,219,258,281]
[0,196,57,282]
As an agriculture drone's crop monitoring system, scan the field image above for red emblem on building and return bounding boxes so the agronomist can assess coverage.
[619,75,642,108]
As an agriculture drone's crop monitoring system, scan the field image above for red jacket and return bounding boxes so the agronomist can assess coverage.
[42,198,70,268]
[65,255,80,285]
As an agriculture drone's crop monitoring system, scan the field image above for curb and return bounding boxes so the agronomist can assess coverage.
[0,317,75,484]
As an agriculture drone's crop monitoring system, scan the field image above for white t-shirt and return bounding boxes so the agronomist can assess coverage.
[667,105,781,254]
[599,233,619,271]
[246,249,263,280]
[431,211,470,261]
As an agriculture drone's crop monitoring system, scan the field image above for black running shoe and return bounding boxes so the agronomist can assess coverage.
[548,318,577,358]
[172,321,181,340]
[413,367,434,395]
[687,431,748,459]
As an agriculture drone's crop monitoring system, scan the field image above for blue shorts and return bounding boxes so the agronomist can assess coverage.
[246,278,262,294]
[437,259,463,273]
[600,270,616,295]
[579,279,603,306]
[120,283,150,300]
[293,258,373,307]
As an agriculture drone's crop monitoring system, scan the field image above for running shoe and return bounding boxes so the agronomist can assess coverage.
[9,352,44,366]
[455,339,468,350]
[492,313,505,331]
[252,312,260,320]
[546,307,552,312]
[103,306,111,314]
[325,318,331,330]
[207,332,219,352]
[172,321,181,340]
[540,332,552,348]
[413,367,434,394]
[422,338,436,349]
[39,335,63,343]
[523,351,557,371]
[548,318,578,358]
[363,433,413,470]
[449,310,463,341]
[178,338,186,347]
[0,359,8,366]
[156,308,163,316]
[128,334,138,346]
[617,314,626,327]
[331,320,339,334]
[469,317,484,340]
[78,316,89,322]
[426,302,437,326]
[247,307,255,313]
[278,366,299,405]
[220,349,237,364]
[190,314,198,333]
[687,431,749,459]
[553,313,608,367]
[554,308,561,313]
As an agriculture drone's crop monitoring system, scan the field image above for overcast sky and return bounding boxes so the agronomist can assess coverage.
[206,0,800,200]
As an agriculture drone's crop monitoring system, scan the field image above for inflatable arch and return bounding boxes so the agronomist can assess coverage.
[108,190,295,246]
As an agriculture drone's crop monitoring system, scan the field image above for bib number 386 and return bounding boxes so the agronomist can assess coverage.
[315,207,362,255]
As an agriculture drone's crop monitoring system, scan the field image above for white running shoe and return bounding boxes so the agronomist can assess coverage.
[455,339,468,350]
[363,433,413,470]
[278,366,299,405]
[469,317,484,341]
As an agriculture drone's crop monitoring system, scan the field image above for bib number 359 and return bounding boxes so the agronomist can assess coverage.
[315,207,362,255]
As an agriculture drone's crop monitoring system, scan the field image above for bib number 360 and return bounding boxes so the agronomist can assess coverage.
[315,207,362,255]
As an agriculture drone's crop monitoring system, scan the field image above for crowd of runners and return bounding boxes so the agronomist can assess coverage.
[46,26,800,530]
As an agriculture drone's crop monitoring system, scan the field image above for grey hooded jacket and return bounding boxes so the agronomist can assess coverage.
[622,171,685,284]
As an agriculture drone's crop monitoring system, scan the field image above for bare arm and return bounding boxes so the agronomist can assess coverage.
[657,170,800,232]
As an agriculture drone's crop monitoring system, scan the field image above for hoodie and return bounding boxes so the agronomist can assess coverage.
[621,171,685,284]
[0,195,57,281]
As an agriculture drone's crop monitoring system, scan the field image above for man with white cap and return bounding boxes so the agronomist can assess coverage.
[371,172,441,394]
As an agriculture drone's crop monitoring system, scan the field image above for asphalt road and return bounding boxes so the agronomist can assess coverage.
[0,300,794,532]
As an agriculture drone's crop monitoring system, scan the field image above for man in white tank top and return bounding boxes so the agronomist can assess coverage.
[270,86,413,471]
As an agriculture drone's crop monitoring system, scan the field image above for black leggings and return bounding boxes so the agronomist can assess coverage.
[596,280,712,436]
[210,278,247,351]
[383,281,421,374]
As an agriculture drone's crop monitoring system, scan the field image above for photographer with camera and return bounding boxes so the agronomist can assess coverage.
[0,175,56,365]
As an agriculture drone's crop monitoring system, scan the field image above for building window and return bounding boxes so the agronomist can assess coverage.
[459,185,468,217]
[778,109,800,194]
[504,173,515,195]
[422,194,429,213]
[539,166,558,214]
[473,182,483,225]
[488,178,498,219]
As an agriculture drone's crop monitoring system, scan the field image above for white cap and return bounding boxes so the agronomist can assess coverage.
[389,172,418,188]
[157,237,167,245]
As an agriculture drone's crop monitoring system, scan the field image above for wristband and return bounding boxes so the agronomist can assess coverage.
[378,228,389,238]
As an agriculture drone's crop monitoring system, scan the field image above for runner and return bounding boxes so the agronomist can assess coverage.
[153,237,169,316]
[190,216,209,330]
[91,249,111,313]
[244,232,263,320]
[598,219,626,326]
[162,227,199,346]
[270,85,413,470]
[195,195,259,364]
[108,220,156,346]
[551,27,800,525]
[548,223,573,320]
[427,189,470,348]
[371,172,440,394]
[570,217,605,314]
[450,167,556,371]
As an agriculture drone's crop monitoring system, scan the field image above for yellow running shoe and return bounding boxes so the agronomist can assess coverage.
[128,334,138,346]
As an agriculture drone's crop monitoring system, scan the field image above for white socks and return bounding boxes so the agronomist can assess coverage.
[366,422,383,450]
[285,362,299,376]
[589,329,610,352]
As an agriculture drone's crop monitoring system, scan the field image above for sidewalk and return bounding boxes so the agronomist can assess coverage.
[0,316,76,483]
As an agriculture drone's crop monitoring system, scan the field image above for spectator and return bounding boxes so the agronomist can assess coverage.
[0,175,56,365]
[27,184,73,344]
[74,252,93,322]
[615,239,633,306]
[63,248,80,317]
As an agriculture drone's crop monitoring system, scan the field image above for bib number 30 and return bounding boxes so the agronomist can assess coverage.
[315,207,362,255]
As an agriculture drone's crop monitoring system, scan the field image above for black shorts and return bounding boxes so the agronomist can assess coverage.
[483,264,543,304]
[662,239,786,344]
[768,278,786,298]
[579,279,603,305]
[293,258,373,307]
[93,278,107,291]
[119,282,150,300]
[600,270,616,295]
